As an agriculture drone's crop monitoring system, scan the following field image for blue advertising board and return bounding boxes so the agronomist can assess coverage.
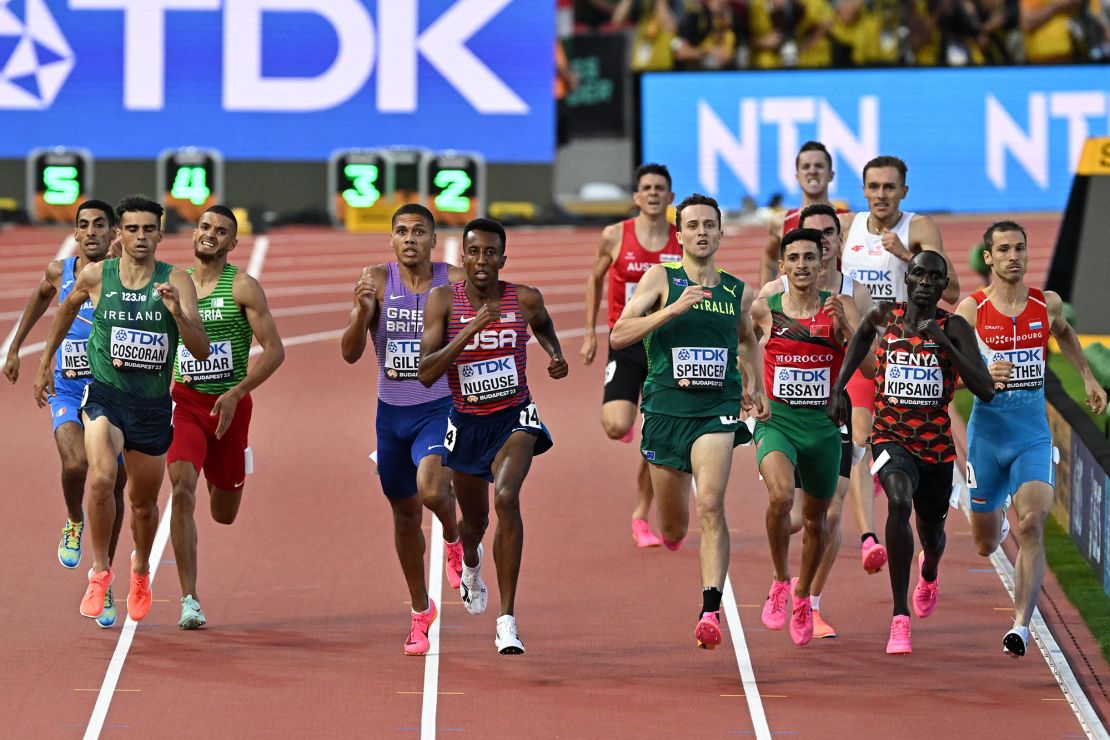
[642,67,1110,212]
[0,0,553,162]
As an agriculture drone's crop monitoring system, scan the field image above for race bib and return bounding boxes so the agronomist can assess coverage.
[458,355,519,405]
[773,365,830,406]
[110,327,169,371]
[59,339,91,379]
[883,361,942,406]
[990,347,1045,391]
[672,346,727,389]
[384,339,420,380]
[518,402,541,429]
[850,268,896,300]
[178,341,234,383]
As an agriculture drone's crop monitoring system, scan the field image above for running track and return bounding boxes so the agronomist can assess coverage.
[2,217,1107,739]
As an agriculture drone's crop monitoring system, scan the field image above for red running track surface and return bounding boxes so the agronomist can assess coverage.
[1,217,1106,739]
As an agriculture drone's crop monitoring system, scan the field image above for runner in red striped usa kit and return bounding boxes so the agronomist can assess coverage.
[418,218,568,656]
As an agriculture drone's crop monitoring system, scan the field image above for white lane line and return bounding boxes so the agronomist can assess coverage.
[422,516,445,740]
[1,235,74,357]
[83,497,174,740]
[246,236,270,279]
[691,480,770,739]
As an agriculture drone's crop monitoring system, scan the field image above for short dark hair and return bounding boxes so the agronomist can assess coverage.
[633,163,672,191]
[780,228,825,258]
[75,199,115,227]
[795,141,832,170]
[982,220,1027,251]
[463,217,507,253]
[202,205,237,231]
[116,195,164,223]
[797,203,840,235]
[674,193,721,232]
[392,203,436,230]
[863,155,907,184]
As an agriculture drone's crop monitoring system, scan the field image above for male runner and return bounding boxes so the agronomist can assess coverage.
[581,163,681,547]
[611,193,768,650]
[34,195,209,624]
[168,206,285,630]
[958,221,1107,657]
[840,155,959,576]
[829,251,995,654]
[341,204,465,656]
[418,217,568,655]
[5,200,126,627]
[762,141,848,285]
[753,226,861,645]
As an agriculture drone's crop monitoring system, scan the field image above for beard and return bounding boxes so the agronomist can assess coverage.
[194,246,221,262]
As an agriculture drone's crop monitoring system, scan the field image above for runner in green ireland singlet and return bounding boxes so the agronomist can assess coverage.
[89,258,179,398]
[611,193,768,652]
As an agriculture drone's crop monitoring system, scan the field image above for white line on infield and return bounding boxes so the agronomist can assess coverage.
[422,516,446,740]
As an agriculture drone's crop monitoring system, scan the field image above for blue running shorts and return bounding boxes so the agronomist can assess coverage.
[375,396,452,500]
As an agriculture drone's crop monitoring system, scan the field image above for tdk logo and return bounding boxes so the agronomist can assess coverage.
[0,0,74,109]
[854,269,892,282]
[55,0,526,113]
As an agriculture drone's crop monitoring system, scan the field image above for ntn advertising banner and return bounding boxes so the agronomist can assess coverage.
[642,67,1110,213]
[1,0,553,162]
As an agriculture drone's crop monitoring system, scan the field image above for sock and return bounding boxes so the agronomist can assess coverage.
[862,532,878,545]
[811,594,822,611]
[444,536,460,545]
[701,587,723,615]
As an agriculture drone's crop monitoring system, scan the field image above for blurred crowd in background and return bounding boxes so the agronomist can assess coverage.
[558,0,1110,69]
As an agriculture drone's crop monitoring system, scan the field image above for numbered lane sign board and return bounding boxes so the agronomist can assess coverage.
[158,148,224,224]
[329,149,390,228]
[26,147,93,224]
[422,151,485,226]
[382,147,430,208]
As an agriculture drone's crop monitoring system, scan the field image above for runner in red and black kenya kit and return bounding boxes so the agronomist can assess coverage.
[829,251,996,655]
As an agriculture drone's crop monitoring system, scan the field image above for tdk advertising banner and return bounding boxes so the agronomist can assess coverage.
[642,67,1110,212]
[1,0,554,162]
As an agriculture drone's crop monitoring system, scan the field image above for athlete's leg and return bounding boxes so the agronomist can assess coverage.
[82,414,125,574]
[109,462,126,566]
[125,450,167,575]
[602,400,654,520]
[881,469,916,617]
[1010,481,1053,627]
[453,471,490,569]
[760,450,796,583]
[690,432,735,589]
[649,464,692,546]
[209,483,244,525]
[849,407,876,535]
[796,493,831,598]
[812,477,849,596]
[488,431,537,616]
[389,493,430,612]
[913,504,947,583]
[54,421,87,522]
[417,455,458,543]
[169,461,202,598]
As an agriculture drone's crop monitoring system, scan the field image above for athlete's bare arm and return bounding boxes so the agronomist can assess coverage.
[4,259,64,383]
[519,285,568,380]
[920,313,994,402]
[418,284,495,387]
[609,264,695,350]
[1046,290,1108,414]
[340,264,386,364]
[750,296,772,339]
[738,285,770,419]
[160,267,210,360]
[762,212,786,285]
[828,304,889,425]
[212,274,286,438]
[33,262,104,406]
[580,222,620,365]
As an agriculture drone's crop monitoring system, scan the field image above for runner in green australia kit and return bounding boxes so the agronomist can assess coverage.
[168,206,285,630]
[35,195,210,625]
[751,228,859,647]
[611,193,769,651]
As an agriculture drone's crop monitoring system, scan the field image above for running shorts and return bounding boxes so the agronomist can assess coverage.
[168,382,254,491]
[641,412,751,474]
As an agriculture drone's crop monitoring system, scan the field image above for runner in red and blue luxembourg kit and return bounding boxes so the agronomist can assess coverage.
[419,217,568,656]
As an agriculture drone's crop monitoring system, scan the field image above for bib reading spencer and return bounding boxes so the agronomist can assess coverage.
[174,263,252,394]
[88,259,179,398]
[642,264,744,417]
